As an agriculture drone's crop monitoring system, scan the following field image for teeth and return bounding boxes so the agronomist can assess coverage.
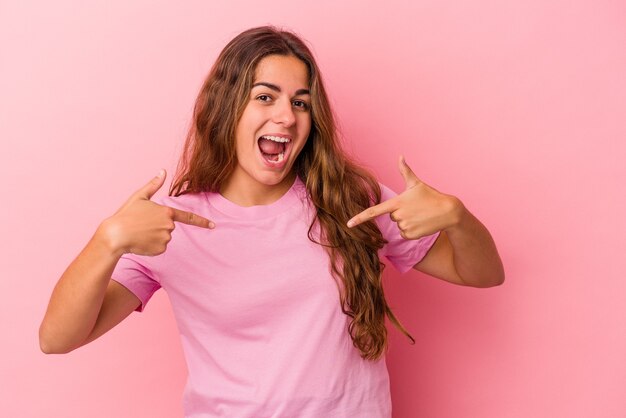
[277,151,284,162]
[261,135,290,143]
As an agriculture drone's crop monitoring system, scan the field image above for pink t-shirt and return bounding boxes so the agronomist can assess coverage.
[111,177,439,418]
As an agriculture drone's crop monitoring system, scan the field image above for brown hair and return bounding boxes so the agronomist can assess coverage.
[170,26,414,360]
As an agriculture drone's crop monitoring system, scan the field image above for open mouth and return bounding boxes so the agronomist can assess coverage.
[258,135,291,164]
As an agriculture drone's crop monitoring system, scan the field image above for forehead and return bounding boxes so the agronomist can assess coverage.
[253,55,309,89]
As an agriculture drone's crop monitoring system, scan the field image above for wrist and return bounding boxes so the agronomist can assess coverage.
[444,196,468,233]
[94,218,128,258]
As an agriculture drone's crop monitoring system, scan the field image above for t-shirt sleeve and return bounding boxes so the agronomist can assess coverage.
[376,183,440,273]
[111,253,161,312]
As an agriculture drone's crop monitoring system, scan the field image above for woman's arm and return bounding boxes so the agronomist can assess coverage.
[39,226,140,354]
[347,156,504,287]
[39,170,213,354]
[412,208,504,287]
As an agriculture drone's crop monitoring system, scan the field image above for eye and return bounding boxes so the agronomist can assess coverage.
[256,94,273,103]
[292,100,310,110]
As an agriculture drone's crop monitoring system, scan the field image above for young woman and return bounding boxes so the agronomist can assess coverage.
[40,26,504,417]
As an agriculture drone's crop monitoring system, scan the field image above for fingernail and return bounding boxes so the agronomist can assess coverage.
[157,169,165,178]
[208,221,216,229]
[347,220,355,228]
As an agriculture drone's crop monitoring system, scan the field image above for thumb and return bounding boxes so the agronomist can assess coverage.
[134,169,167,201]
[398,155,420,189]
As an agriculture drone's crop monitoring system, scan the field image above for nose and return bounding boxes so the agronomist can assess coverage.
[272,99,296,127]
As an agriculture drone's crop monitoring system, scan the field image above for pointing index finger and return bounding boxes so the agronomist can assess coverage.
[347,198,398,228]
[171,207,215,229]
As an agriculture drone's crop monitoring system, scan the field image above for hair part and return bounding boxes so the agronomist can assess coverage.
[170,26,414,360]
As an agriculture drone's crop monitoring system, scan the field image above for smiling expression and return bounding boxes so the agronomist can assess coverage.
[221,54,312,206]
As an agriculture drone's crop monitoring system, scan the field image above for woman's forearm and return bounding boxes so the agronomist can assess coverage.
[39,223,122,354]
[445,202,505,287]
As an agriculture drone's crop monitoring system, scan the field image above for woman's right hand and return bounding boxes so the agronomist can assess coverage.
[98,169,214,257]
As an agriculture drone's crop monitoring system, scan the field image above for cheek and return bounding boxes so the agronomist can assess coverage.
[293,135,310,158]
[299,115,312,136]
[236,105,261,134]
[235,117,258,150]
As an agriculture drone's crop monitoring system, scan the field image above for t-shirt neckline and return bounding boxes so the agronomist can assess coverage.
[205,176,305,219]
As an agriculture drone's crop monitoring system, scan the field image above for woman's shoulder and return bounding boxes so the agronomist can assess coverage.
[377,182,399,202]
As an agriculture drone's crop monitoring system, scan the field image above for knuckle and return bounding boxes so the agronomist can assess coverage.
[163,206,175,218]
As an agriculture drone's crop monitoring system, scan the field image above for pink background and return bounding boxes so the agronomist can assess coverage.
[1,0,625,417]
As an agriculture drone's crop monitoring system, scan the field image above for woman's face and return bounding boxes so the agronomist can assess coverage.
[225,54,312,204]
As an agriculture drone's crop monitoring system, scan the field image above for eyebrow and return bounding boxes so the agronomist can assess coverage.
[252,82,310,96]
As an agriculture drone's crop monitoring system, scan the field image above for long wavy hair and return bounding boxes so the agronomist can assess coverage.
[170,26,414,360]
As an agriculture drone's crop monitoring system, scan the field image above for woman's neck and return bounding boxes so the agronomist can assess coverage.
[219,171,297,207]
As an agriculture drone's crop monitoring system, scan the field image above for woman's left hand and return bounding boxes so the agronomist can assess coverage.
[347,156,464,239]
